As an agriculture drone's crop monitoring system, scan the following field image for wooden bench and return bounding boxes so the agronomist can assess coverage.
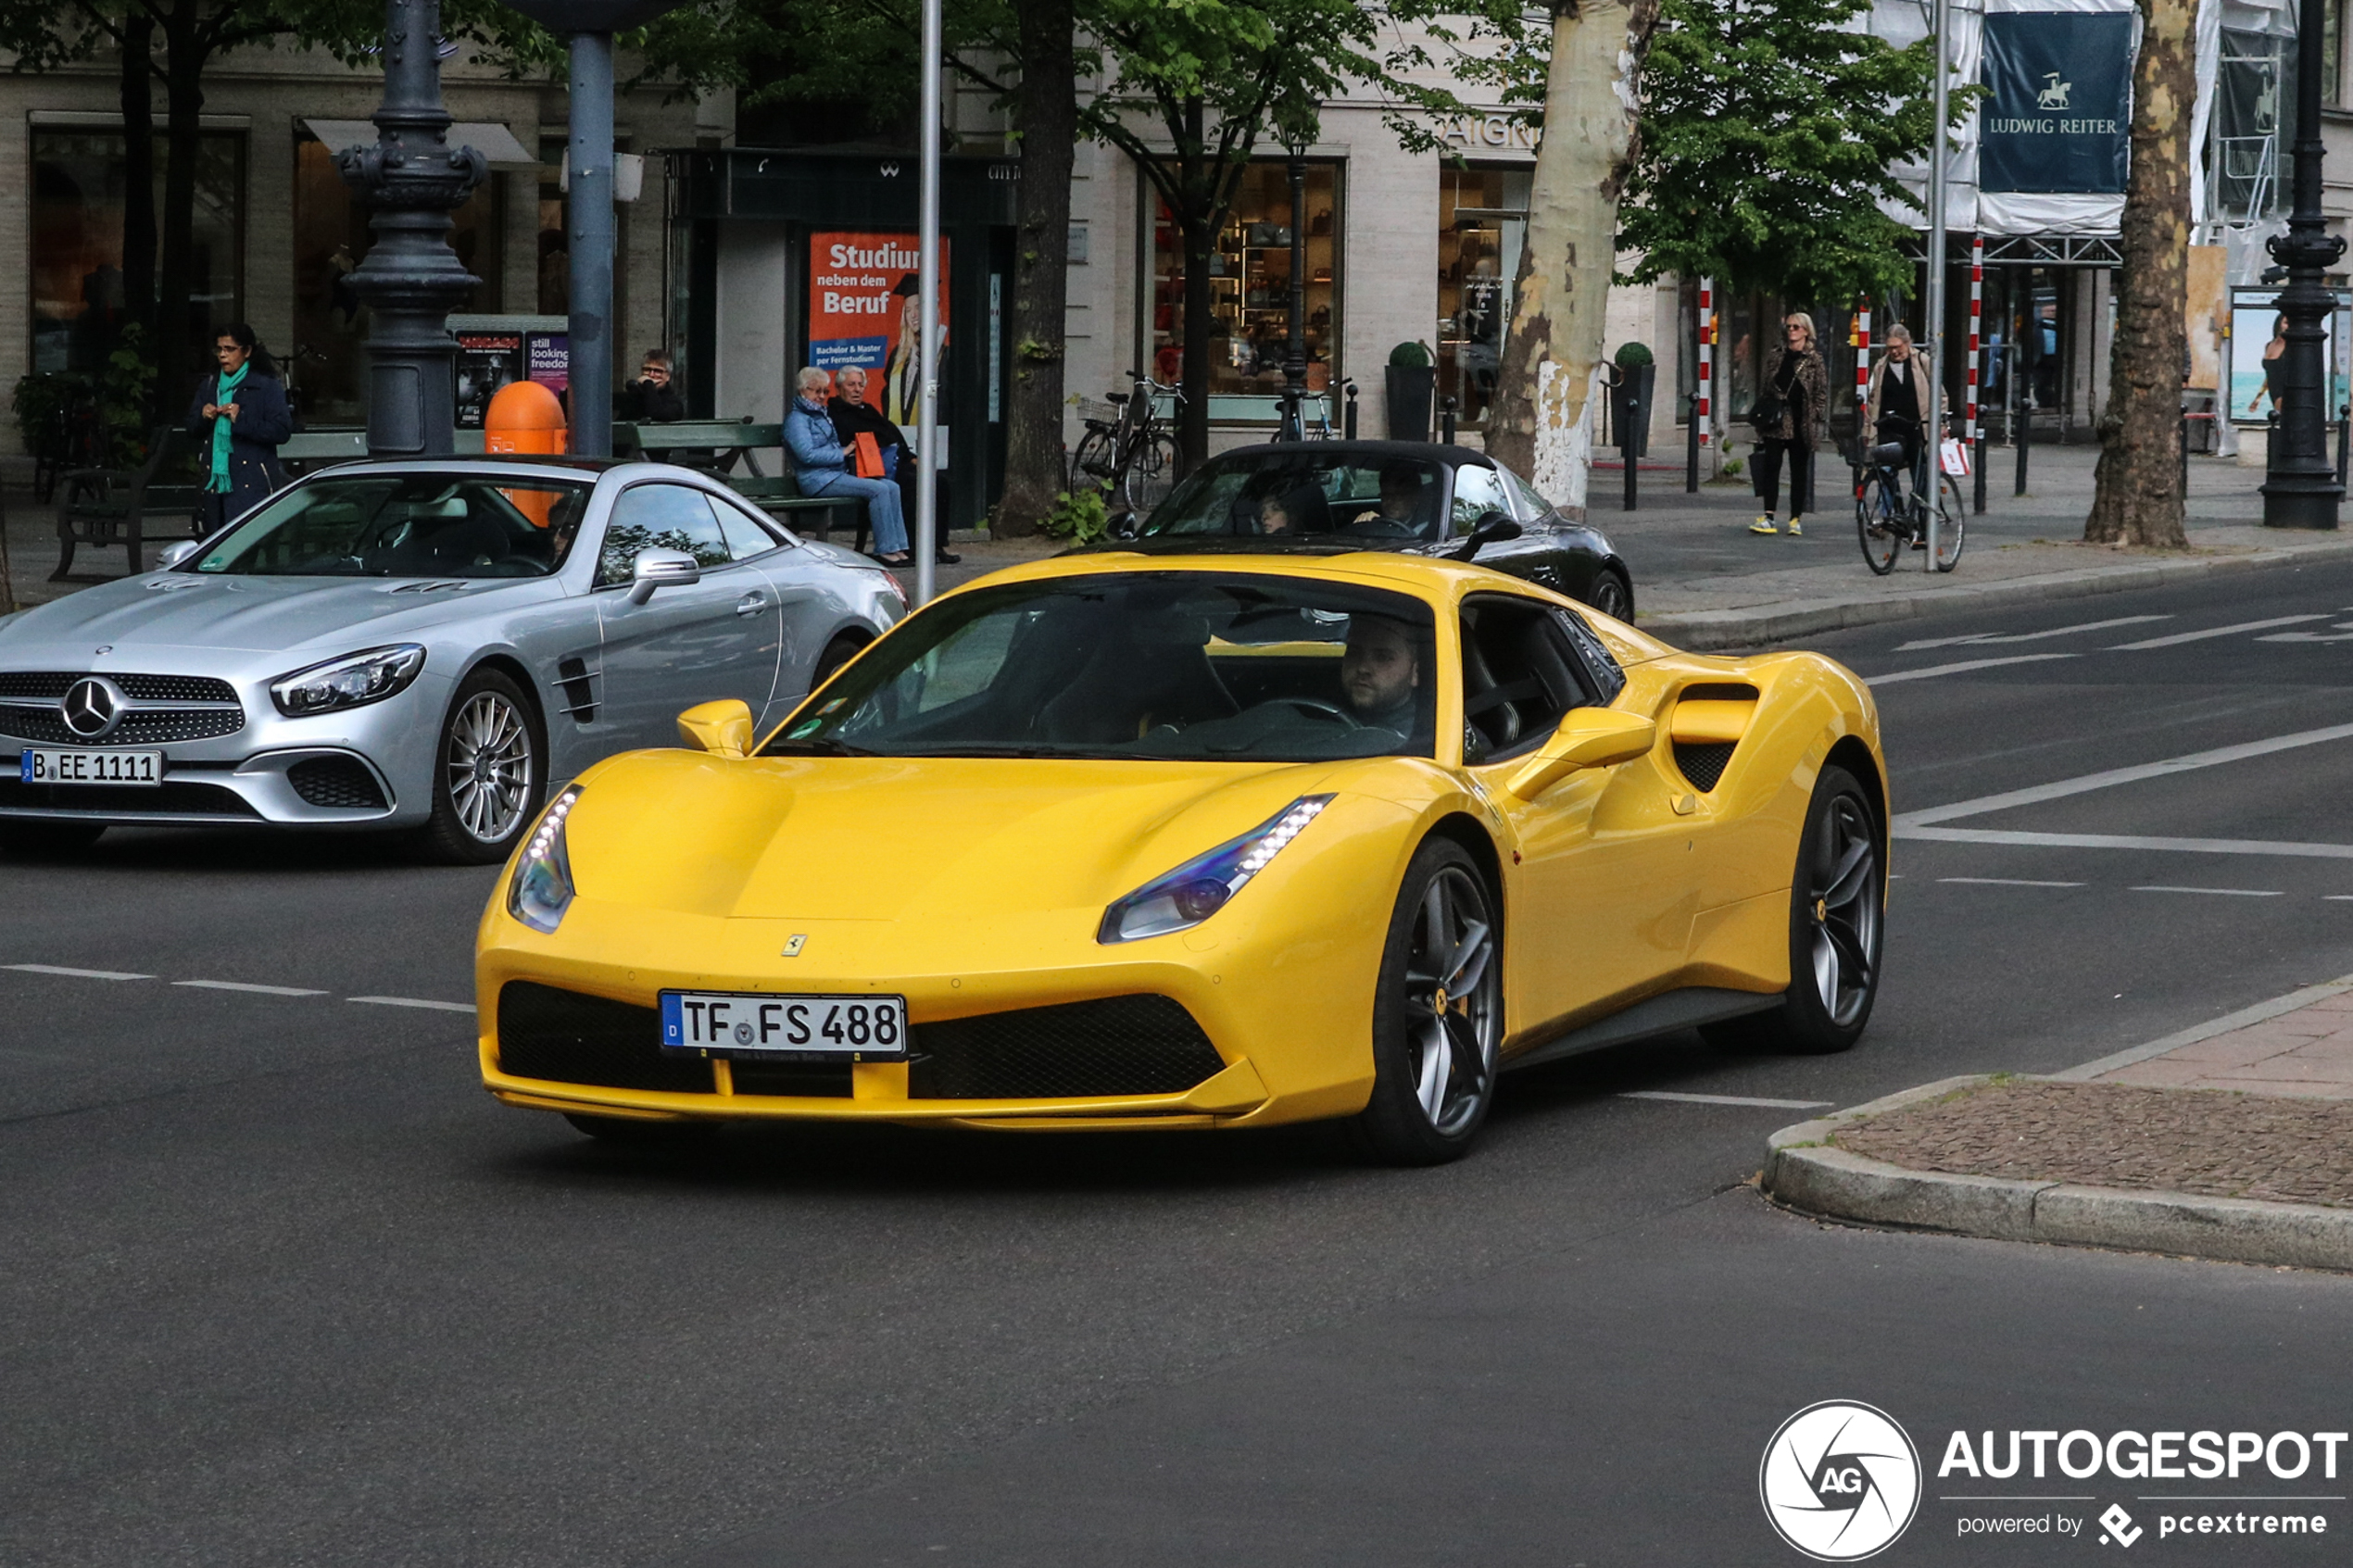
[53,425,206,580]
[615,418,872,550]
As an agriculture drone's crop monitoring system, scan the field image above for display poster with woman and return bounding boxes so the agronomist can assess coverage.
[2228,288,2347,425]
[809,232,950,430]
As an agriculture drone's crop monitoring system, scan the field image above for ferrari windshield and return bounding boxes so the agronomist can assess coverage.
[769,571,1438,761]
[1139,455,1446,545]
[190,473,592,578]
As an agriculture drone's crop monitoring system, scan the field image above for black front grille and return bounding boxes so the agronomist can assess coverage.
[0,779,258,816]
[728,1060,855,1098]
[0,671,236,703]
[0,673,71,699]
[1674,740,1736,792]
[909,995,1226,1100]
[288,755,389,809]
[496,982,714,1094]
[0,707,244,746]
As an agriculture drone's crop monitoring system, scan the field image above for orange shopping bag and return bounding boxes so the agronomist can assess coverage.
[852,433,886,479]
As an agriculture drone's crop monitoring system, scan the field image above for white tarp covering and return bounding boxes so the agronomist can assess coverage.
[300,119,538,171]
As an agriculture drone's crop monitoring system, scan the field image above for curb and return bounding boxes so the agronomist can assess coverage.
[1641,536,2353,651]
[1760,1073,2353,1273]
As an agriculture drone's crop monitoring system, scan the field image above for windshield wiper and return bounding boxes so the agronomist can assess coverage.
[762,736,877,756]
[906,744,1132,759]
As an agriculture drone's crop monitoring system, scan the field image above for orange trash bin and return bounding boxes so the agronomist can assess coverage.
[485,381,568,527]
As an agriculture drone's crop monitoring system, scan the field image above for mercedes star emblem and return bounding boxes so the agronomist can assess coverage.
[61,677,121,739]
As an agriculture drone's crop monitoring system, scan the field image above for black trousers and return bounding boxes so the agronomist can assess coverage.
[1753,437,1814,516]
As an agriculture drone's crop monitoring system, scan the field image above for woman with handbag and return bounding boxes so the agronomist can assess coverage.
[1748,312,1831,536]
[186,323,292,535]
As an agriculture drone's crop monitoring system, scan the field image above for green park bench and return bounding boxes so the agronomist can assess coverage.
[616,418,872,551]
[53,425,205,580]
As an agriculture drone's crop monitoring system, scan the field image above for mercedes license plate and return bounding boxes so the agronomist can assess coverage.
[660,990,909,1060]
[19,748,163,786]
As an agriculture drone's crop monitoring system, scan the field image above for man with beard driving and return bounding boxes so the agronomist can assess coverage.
[1340,613,1421,735]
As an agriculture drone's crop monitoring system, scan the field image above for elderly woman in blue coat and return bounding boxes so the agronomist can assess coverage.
[784,365,912,566]
[185,323,292,533]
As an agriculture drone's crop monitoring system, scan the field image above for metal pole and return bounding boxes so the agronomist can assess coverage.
[2015,342,2032,495]
[1697,277,1714,470]
[1854,296,1871,495]
[913,0,943,600]
[2260,0,2346,527]
[1969,236,1986,513]
[1924,0,1950,565]
[1280,144,1306,442]
[567,31,615,458]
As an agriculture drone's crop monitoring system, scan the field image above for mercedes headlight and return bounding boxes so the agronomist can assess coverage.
[508,786,584,935]
[1098,796,1333,944]
[270,644,426,717]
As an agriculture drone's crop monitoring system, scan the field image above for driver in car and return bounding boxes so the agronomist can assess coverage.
[1343,462,1435,535]
[1340,613,1420,735]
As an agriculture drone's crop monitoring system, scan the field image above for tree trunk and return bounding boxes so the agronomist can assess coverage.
[2085,0,2194,546]
[1486,0,1657,515]
[155,31,207,415]
[990,0,1077,537]
[120,14,156,338]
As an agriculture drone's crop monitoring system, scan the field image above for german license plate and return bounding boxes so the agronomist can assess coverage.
[660,990,909,1060]
[19,748,163,786]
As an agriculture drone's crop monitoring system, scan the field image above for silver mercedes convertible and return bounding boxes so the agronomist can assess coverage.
[0,458,905,862]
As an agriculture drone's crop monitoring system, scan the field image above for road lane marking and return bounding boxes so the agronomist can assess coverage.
[1936,876,2086,886]
[3,963,152,981]
[2131,884,2284,897]
[1619,1090,1833,1109]
[2330,896,2353,901]
[1866,653,2079,685]
[173,979,330,997]
[1899,826,2353,859]
[2107,614,2332,648]
[1897,615,2171,652]
[1896,720,2353,827]
[348,996,476,1014]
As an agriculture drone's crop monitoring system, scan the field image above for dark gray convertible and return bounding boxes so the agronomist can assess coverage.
[1108,441,1634,620]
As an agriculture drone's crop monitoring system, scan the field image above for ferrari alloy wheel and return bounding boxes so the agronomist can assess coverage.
[1353,839,1503,1165]
[1705,765,1882,1055]
[418,669,546,865]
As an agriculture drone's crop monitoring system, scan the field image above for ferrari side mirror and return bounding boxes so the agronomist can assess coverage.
[1503,708,1656,799]
[676,697,754,759]
[1451,511,1522,561]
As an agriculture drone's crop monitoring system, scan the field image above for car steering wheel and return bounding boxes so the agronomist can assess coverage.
[1266,696,1361,729]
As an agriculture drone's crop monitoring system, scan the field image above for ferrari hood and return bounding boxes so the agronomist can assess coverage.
[564,751,1358,923]
[0,572,561,660]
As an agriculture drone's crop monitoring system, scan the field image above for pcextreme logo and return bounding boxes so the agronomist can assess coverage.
[1761,1400,1924,1562]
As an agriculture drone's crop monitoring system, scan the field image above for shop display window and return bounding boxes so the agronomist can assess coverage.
[1147,161,1340,403]
[1438,166,1527,430]
[31,128,245,376]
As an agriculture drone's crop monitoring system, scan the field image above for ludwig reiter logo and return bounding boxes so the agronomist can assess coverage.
[61,676,122,738]
[1761,1400,1922,1561]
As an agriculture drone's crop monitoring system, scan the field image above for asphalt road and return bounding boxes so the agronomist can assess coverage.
[5,556,2353,1566]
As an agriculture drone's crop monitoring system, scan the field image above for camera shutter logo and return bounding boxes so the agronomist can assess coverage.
[1759,1400,1921,1561]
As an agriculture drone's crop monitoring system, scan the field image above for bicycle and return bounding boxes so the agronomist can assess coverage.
[1070,370,1184,518]
[1856,414,1965,575]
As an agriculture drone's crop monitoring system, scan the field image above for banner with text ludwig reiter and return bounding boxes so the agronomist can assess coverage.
[808,232,950,430]
[1980,9,2134,194]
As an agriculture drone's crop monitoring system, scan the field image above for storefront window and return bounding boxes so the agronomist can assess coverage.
[1147,161,1341,407]
[31,128,244,375]
[1438,167,1527,429]
[292,129,502,426]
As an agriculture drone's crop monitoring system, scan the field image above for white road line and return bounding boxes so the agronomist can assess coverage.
[1936,876,2086,887]
[1896,615,2171,652]
[3,963,153,981]
[1866,653,2080,685]
[1895,720,2353,827]
[1898,826,2353,859]
[2330,896,2353,902]
[173,979,329,997]
[1619,1090,1834,1109]
[348,996,476,1014]
[2107,614,2332,648]
[2131,884,2284,897]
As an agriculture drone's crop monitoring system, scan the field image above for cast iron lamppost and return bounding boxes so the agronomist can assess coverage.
[337,0,485,458]
[1277,132,1310,442]
[2261,0,2345,528]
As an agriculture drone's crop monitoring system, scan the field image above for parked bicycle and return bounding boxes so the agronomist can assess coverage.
[1071,370,1183,518]
[1856,413,1965,575]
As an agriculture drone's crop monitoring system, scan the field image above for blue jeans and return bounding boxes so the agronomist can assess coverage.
[808,471,909,555]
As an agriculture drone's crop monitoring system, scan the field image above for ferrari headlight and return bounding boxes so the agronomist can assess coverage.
[270,644,426,717]
[508,786,584,934]
[1098,795,1333,944]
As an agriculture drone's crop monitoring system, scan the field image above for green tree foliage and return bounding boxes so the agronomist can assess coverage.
[1617,0,1942,306]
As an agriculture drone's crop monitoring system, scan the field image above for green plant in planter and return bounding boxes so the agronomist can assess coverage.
[1389,341,1433,369]
[1615,342,1655,369]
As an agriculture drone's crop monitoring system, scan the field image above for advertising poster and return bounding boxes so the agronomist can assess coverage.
[454,332,522,429]
[525,331,569,396]
[809,231,949,429]
[2227,289,2345,425]
[1979,12,2133,194]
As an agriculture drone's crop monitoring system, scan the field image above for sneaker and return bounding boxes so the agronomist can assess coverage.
[1749,516,1780,535]
[1785,516,1805,537]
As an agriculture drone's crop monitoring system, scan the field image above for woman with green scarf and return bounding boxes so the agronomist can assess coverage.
[185,322,292,534]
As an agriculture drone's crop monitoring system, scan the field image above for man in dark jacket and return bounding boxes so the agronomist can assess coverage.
[827,365,957,564]
[617,349,686,423]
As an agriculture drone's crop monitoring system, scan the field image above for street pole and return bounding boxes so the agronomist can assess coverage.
[336,0,484,458]
[2260,0,2346,528]
[567,32,615,458]
[1923,0,1950,565]
[1279,141,1308,443]
[914,0,943,603]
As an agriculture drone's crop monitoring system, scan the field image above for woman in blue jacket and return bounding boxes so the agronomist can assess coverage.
[784,365,912,566]
[185,323,293,533]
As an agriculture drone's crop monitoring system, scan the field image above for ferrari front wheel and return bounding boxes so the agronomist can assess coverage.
[1351,839,1503,1165]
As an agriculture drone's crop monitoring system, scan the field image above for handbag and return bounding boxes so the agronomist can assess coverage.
[1744,393,1786,431]
[852,432,886,479]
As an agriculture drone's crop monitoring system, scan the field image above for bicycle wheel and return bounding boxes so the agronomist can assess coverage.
[1930,470,1967,572]
[1856,471,1901,575]
[1122,432,1180,517]
[1069,426,1117,495]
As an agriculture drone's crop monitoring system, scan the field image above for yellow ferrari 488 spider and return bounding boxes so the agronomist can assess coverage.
[476,552,1887,1163]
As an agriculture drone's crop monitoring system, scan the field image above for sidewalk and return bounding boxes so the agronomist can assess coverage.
[1763,974,2353,1271]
